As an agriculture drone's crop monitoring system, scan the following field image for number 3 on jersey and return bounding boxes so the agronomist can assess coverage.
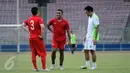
[30,20,35,30]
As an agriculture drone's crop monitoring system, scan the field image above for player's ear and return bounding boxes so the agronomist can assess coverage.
[37,11,40,16]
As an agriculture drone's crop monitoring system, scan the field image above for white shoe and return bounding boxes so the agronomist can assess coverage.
[60,66,64,70]
[80,66,87,69]
[89,67,96,70]
[50,65,55,70]
[42,68,50,72]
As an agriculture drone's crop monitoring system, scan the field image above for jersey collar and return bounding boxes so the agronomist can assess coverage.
[56,17,64,22]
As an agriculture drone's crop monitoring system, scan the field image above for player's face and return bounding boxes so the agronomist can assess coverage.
[86,10,91,16]
[56,11,63,19]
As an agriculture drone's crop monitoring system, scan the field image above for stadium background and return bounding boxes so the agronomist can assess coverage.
[0,0,130,52]
[0,0,130,73]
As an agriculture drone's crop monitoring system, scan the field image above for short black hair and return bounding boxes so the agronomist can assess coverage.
[57,9,63,14]
[84,6,93,12]
[31,7,38,15]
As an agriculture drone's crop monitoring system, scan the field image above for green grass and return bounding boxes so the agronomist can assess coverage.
[0,51,130,73]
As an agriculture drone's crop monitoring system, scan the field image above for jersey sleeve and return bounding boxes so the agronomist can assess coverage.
[65,21,70,30]
[39,18,44,25]
[24,20,28,25]
[48,19,54,25]
[93,16,99,27]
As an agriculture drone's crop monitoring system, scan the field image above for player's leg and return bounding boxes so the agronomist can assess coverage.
[84,50,90,67]
[50,40,58,69]
[32,51,38,71]
[59,49,64,70]
[80,39,90,69]
[90,49,96,69]
[89,41,96,70]
[71,44,76,54]
[41,54,46,69]
[59,41,65,70]
[29,39,38,71]
[35,38,50,71]
[41,53,50,71]
[38,39,47,69]
[80,50,90,69]
[50,49,57,69]
[70,44,73,54]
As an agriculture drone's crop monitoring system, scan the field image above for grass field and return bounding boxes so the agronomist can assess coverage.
[0,51,130,73]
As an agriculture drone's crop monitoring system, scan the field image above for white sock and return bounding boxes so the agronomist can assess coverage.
[60,65,63,68]
[92,62,96,68]
[52,64,55,67]
[85,60,90,67]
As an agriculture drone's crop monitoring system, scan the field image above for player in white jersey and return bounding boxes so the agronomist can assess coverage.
[80,6,100,70]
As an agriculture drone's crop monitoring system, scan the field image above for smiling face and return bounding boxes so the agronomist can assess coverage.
[56,11,63,19]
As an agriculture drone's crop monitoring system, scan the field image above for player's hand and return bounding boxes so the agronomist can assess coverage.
[68,40,71,46]
[93,40,96,45]
[38,35,43,40]
[29,32,31,36]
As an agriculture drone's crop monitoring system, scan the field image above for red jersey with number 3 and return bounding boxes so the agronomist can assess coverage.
[24,15,44,39]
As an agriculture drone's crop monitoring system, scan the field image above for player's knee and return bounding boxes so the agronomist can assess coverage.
[90,50,96,55]
[59,50,64,55]
[84,50,89,54]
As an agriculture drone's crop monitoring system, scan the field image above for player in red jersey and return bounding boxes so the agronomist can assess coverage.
[47,9,71,70]
[21,7,49,71]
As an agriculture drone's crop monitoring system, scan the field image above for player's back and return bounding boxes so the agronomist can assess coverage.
[25,15,43,39]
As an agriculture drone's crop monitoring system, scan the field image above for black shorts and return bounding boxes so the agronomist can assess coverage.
[71,44,76,48]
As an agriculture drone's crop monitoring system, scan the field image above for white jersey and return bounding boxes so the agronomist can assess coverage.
[86,13,99,39]
[84,13,99,50]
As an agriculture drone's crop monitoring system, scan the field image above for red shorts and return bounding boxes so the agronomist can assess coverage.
[52,39,66,50]
[29,38,46,57]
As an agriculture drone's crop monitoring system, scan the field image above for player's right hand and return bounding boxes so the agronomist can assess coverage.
[93,40,97,45]
[38,35,43,40]
[68,40,71,46]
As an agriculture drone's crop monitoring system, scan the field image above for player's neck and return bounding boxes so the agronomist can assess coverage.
[32,14,39,16]
[57,18,62,21]
[90,12,93,17]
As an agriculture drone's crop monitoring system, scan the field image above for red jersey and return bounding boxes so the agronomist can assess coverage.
[24,15,44,39]
[48,18,70,42]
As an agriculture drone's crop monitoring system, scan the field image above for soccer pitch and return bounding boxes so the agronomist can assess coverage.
[0,51,130,73]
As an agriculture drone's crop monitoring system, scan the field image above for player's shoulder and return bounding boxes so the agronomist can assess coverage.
[38,17,43,21]
[49,18,57,22]
[34,16,42,20]
[51,18,57,21]
[63,18,69,23]
[93,13,99,19]
[24,16,32,23]
[26,16,36,21]
[38,16,42,19]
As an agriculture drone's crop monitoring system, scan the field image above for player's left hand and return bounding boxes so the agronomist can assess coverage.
[68,40,71,46]
[93,40,97,45]
[38,35,43,40]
